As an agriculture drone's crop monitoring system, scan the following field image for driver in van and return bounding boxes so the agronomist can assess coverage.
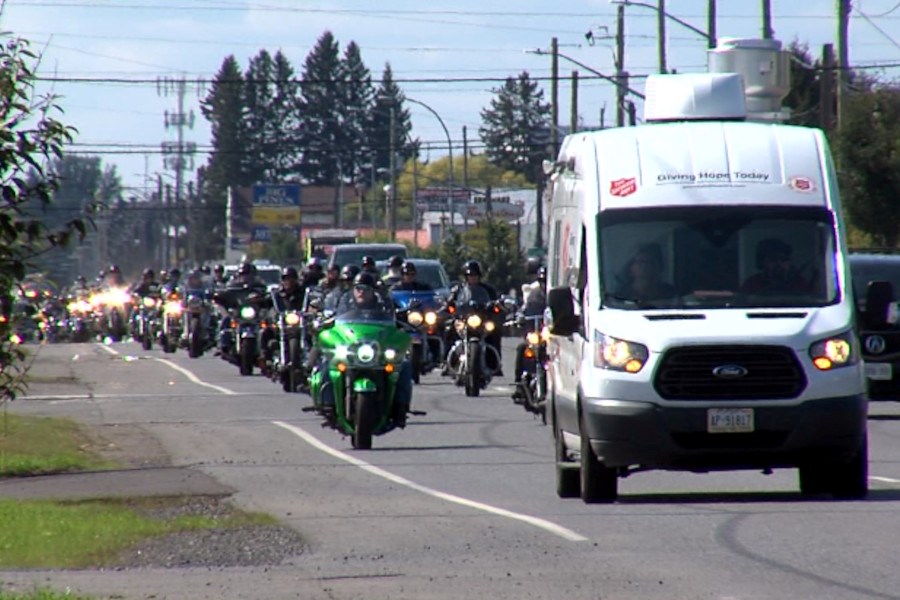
[741,238,811,295]
[617,243,677,302]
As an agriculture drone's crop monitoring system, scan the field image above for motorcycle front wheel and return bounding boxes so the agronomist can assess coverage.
[239,339,255,376]
[189,317,203,358]
[465,340,480,397]
[352,391,377,450]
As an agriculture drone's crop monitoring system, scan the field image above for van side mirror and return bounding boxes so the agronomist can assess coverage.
[547,287,580,336]
[864,280,893,330]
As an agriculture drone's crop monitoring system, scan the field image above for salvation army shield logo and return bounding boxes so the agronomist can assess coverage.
[610,177,637,197]
[789,176,815,193]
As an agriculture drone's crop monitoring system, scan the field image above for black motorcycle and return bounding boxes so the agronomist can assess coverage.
[444,299,505,397]
[214,287,266,376]
[511,313,548,423]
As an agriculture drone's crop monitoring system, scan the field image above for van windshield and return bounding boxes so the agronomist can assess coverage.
[598,205,839,309]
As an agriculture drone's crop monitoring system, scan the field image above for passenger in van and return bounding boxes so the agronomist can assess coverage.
[740,238,811,295]
[617,243,678,302]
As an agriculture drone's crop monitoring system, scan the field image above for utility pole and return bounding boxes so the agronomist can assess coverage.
[615,5,627,126]
[388,104,397,240]
[658,0,667,73]
[762,0,774,39]
[551,37,559,156]
[570,71,579,133]
[820,44,836,133]
[837,0,852,131]
[462,126,469,193]
[707,0,717,48]
[158,76,198,267]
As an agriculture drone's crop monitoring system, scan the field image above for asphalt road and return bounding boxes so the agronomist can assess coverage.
[4,339,900,600]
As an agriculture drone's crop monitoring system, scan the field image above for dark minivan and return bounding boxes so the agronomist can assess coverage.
[850,253,900,400]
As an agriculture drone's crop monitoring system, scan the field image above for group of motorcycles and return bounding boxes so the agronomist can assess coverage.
[204,280,550,449]
[11,274,550,451]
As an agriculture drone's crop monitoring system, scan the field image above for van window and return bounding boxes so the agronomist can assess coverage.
[598,205,838,309]
[850,255,900,311]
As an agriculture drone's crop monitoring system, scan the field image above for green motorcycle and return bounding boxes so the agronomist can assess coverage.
[308,306,414,449]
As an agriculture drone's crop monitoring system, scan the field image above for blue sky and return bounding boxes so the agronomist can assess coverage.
[4,0,900,196]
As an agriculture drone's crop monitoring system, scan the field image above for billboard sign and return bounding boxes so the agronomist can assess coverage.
[251,184,301,230]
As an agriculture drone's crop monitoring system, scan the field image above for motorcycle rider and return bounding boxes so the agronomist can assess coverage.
[130,268,159,297]
[391,261,433,292]
[106,264,126,288]
[382,255,405,288]
[513,266,547,395]
[214,262,266,355]
[360,255,380,277]
[317,271,413,427]
[445,259,503,373]
[260,266,306,368]
[212,264,229,289]
[300,257,325,293]
[324,264,360,312]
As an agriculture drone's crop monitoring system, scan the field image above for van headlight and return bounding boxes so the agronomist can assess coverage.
[809,331,857,370]
[593,330,648,373]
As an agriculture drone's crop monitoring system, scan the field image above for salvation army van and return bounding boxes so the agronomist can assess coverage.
[544,73,868,503]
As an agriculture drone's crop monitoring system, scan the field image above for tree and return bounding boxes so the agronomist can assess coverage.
[783,41,823,128]
[463,218,525,294]
[243,49,280,183]
[271,50,302,181]
[1,37,81,401]
[298,31,344,185]
[339,41,376,187]
[479,72,551,185]
[371,64,413,178]
[834,83,900,248]
[438,228,469,284]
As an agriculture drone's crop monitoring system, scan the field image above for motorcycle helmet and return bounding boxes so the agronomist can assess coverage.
[536,266,547,282]
[213,264,225,274]
[388,255,404,269]
[108,264,120,274]
[306,257,324,272]
[463,260,482,277]
[238,262,255,276]
[98,269,106,279]
[340,264,361,282]
[281,266,299,280]
[142,268,155,279]
[353,271,378,289]
[401,261,417,274]
[169,267,182,279]
[361,255,376,269]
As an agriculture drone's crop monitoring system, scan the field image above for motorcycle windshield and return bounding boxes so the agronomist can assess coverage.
[390,290,439,310]
[335,307,395,325]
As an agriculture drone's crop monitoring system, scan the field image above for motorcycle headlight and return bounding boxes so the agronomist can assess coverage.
[240,306,256,320]
[408,311,424,326]
[424,311,437,325]
[526,331,541,345]
[357,343,376,363]
[384,348,398,361]
[593,330,648,373]
[164,301,183,315]
[809,331,857,370]
[107,288,130,306]
[466,314,482,328]
[484,320,496,332]
[285,312,301,327]
[142,297,156,308]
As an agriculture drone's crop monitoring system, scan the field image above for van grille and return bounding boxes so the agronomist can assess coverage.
[654,345,806,400]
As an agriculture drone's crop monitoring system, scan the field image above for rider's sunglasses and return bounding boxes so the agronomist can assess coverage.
[354,285,372,292]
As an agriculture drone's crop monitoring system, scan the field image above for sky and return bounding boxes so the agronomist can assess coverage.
[3,0,900,198]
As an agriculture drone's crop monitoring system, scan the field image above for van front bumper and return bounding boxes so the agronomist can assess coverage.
[582,395,867,471]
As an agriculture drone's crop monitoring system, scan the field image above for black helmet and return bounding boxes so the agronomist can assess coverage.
[142,268,155,279]
[401,261,417,274]
[98,269,106,278]
[388,255,404,269]
[307,257,324,271]
[108,264,120,274]
[214,264,224,274]
[361,255,376,268]
[238,263,255,276]
[76,275,86,284]
[353,271,377,288]
[281,266,299,280]
[169,267,181,279]
[463,260,482,277]
[200,265,211,275]
[340,264,361,282]
[536,266,547,282]
[327,263,341,274]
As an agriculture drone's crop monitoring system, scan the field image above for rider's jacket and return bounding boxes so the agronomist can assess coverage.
[131,281,160,297]
[447,281,498,305]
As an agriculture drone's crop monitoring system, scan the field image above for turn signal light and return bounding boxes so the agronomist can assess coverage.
[385,363,395,374]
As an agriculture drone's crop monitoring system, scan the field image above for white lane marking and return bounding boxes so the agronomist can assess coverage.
[20,394,93,401]
[493,386,512,393]
[152,358,236,395]
[273,420,589,543]
[97,343,119,356]
[870,476,900,485]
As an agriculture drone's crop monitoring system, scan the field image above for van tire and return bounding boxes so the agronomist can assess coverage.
[798,464,829,496]
[830,435,869,500]
[579,418,617,504]
[556,427,580,498]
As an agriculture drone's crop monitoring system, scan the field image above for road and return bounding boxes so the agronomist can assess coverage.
[4,339,900,600]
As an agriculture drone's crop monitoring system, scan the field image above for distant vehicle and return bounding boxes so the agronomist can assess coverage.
[377,258,452,297]
[305,229,358,263]
[849,252,900,401]
[223,262,283,291]
[327,243,408,271]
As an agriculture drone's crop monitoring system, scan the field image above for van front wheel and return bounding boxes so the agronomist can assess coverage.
[579,418,617,504]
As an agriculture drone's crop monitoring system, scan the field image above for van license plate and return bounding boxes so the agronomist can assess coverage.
[865,363,892,381]
[707,408,754,433]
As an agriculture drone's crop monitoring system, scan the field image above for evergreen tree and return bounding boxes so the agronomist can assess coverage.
[371,64,413,179]
[784,42,822,128]
[298,31,343,185]
[244,49,279,183]
[271,50,301,181]
[479,72,551,185]
[340,41,376,187]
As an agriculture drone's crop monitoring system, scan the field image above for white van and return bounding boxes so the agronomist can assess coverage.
[545,73,868,503]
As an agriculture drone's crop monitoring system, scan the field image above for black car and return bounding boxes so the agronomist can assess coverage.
[850,253,900,400]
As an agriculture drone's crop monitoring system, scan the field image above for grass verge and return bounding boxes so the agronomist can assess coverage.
[0,412,113,477]
[0,496,275,569]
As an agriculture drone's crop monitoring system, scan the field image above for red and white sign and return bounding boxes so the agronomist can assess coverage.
[610,177,637,197]
[788,176,816,193]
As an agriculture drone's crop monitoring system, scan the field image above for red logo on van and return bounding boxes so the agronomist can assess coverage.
[610,177,637,197]
[789,176,815,192]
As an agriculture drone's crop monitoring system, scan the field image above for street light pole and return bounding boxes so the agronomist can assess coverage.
[404,97,454,237]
